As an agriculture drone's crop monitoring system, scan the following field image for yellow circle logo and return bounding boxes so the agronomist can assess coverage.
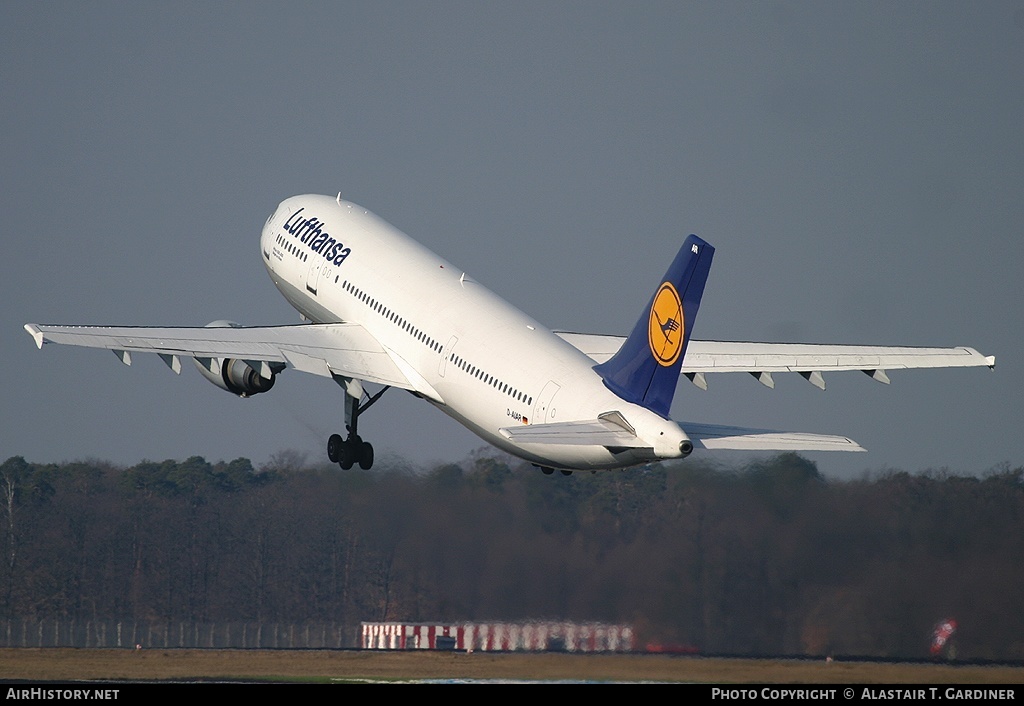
[648,282,684,366]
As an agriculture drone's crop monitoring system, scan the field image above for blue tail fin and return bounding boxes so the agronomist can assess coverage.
[594,235,714,418]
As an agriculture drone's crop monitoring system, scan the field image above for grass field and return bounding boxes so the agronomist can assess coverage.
[0,648,1021,683]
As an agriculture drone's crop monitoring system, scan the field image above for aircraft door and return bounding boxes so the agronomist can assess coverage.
[306,258,324,296]
[534,381,561,424]
[439,335,458,377]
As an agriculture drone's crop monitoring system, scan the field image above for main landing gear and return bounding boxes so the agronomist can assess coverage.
[327,432,373,470]
[327,378,389,470]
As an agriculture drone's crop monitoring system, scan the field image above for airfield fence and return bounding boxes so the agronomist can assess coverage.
[0,618,356,649]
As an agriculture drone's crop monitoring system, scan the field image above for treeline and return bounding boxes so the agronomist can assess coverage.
[0,452,1021,659]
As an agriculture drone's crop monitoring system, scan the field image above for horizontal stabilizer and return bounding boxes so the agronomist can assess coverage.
[499,417,650,448]
[680,421,865,452]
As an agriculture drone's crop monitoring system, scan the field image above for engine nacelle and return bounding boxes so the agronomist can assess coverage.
[192,321,277,398]
[194,357,276,397]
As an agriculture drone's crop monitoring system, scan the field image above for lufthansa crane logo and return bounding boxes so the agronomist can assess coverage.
[648,282,684,366]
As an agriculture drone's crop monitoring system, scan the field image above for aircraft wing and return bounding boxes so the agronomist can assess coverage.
[679,422,865,452]
[24,322,417,390]
[555,332,995,390]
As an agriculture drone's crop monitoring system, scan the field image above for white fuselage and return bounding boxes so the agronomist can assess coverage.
[260,195,689,470]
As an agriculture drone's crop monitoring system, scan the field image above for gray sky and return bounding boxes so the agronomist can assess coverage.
[2,2,1019,479]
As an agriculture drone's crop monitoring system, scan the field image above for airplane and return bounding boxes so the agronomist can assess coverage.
[24,194,995,474]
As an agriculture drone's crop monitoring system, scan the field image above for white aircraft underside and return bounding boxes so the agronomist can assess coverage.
[25,194,995,473]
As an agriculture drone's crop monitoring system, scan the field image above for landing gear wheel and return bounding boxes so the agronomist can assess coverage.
[560,469,573,476]
[327,434,344,463]
[336,436,372,471]
[339,436,359,470]
[541,467,554,475]
[339,447,355,470]
[358,441,374,470]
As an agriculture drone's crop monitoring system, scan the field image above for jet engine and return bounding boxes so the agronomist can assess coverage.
[192,321,277,398]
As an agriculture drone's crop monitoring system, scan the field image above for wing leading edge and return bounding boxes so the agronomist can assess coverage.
[556,332,994,390]
[24,322,420,392]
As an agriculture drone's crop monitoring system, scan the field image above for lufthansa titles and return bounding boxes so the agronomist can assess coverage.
[283,208,352,266]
